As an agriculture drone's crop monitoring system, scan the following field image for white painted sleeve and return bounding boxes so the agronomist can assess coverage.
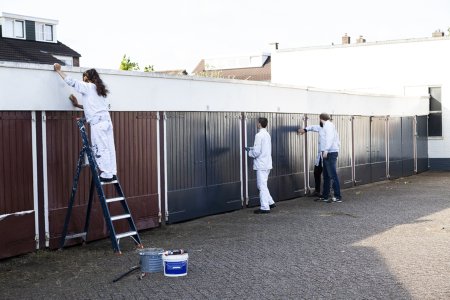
[306,125,321,133]
[64,76,90,95]
[249,134,262,158]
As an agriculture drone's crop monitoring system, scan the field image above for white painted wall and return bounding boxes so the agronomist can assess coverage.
[0,62,426,117]
[272,37,450,159]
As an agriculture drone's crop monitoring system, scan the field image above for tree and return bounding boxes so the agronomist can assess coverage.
[119,54,140,71]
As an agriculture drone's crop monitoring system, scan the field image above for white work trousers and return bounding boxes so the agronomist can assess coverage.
[256,169,274,210]
[91,120,117,179]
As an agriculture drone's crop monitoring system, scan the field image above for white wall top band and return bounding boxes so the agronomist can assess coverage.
[0,62,428,116]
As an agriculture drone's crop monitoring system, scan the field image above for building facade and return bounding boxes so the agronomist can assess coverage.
[0,12,81,66]
[272,34,450,170]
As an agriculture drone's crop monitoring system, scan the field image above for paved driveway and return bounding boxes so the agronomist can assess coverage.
[1,171,450,299]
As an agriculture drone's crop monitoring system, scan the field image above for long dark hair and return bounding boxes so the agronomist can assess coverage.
[83,69,109,97]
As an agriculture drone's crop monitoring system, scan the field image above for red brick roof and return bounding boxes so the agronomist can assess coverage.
[192,57,271,81]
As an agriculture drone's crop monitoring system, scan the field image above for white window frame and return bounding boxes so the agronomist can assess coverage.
[35,23,54,42]
[3,18,26,39]
[428,86,442,137]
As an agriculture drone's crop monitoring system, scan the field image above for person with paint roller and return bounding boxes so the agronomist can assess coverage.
[300,113,342,203]
[53,63,117,183]
[245,117,276,214]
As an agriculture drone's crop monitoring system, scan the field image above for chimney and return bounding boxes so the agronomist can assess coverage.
[269,42,279,50]
[342,33,350,44]
[432,30,444,38]
[356,35,366,43]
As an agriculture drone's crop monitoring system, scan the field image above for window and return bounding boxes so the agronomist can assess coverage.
[14,20,24,38]
[3,19,25,39]
[44,24,53,41]
[35,23,54,42]
[428,87,442,137]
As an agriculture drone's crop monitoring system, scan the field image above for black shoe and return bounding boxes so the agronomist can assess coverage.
[309,192,321,198]
[100,176,114,183]
[313,194,323,201]
[318,197,332,203]
[269,203,276,209]
[100,177,113,183]
[254,209,270,214]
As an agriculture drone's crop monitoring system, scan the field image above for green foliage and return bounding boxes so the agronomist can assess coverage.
[144,65,154,72]
[119,54,140,71]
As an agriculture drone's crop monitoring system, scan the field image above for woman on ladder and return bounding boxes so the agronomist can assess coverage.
[53,63,117,182]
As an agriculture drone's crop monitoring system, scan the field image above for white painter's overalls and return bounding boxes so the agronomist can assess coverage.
[65,77,117,179]
[248,128,275,211]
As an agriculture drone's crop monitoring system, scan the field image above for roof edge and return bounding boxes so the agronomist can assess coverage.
[277,36,450,53]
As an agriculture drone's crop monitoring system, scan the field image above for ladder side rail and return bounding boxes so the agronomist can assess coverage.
[59,147,86,248]
[82,177,96,240]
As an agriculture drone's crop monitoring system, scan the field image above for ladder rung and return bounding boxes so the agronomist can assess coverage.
[116,231,137,240]
[106,197,125,203]
[65,232,87,240]
[111,214,131,221]
[101,180,118,185]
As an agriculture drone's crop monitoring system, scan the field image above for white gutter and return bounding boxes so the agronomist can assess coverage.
[156,112,162,223]
[31,111,39,249]
[42,112,49,247]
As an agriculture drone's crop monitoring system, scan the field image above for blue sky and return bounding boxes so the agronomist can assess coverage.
[1,0,450,72]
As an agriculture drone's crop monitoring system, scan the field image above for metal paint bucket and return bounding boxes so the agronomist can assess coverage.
[139,248,163,273]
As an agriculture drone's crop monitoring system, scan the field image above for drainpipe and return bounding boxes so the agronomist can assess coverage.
[303,114,309,194]
[386,116,390,179]
[413,116,418,174]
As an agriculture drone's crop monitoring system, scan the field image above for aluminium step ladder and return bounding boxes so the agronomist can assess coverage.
[60,117,143,254]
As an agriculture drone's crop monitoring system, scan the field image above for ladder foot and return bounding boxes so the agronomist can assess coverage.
[115,251,123,255]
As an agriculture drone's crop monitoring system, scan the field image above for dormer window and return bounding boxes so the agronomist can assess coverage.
[36,23,54,42]
[3,19,25,39]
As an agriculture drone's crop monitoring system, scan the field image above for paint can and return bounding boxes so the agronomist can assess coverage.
[163,253,189,277]
[139,248,164,273]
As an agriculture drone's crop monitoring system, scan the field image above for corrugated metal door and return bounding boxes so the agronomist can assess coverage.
[0,112,35,259]
[402,117,414,176]
[45,111,96,249]
[416,115,429,173]
[46,111,160,249]
[166,112,242,223]
[353,116,371,185]
[388,117,402,179]
[276,113,305,200]
[110,112,160,233]
[370,117,387,182]
[205,112,242,213]
[245,113,278,207]
[332,115,353,188]
[166,112,207,223]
